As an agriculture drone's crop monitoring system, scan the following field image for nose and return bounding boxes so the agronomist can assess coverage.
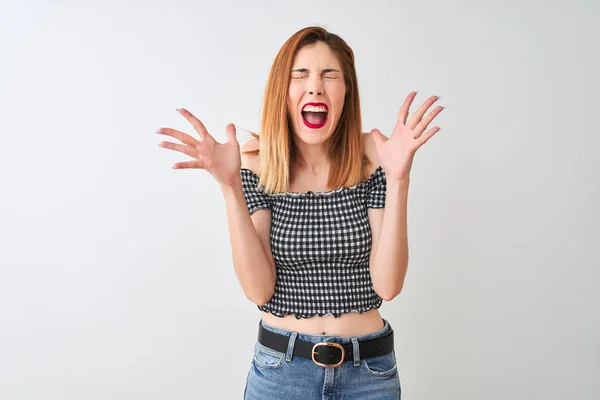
[308,76,323,96]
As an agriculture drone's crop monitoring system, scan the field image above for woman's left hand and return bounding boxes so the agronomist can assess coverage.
[371,91,444,182]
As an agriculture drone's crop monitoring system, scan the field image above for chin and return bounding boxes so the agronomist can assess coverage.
[293,124,335,145]
[296,135,331,146]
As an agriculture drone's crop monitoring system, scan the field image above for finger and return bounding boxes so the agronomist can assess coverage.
[158,141,198,158]
[416,126,441,147]
[408,95,441,130]
[176,108,213,141]
[156,127,199,147]
[414,105,444,138]
[397,91,418,125]
[225,123,239,145]
[173,160,207,169]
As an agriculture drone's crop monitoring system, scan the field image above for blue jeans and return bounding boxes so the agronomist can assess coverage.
[244,318,401,399]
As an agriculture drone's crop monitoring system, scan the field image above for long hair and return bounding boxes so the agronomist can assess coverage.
[245,26,369,194]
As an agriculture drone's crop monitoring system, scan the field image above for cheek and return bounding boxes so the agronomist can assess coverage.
[327,82,346,112]
[287,86,303,125]
[288,83,304,105]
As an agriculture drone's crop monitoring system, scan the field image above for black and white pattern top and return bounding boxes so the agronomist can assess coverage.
[240,166,387,319]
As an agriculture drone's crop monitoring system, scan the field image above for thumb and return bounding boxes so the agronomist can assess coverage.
[370,128,386,147]
[225,123,238,145]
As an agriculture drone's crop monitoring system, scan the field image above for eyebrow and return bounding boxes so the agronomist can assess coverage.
[291,68,341,74]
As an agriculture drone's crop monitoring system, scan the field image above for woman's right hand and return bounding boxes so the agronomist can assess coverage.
[157,108,241,188]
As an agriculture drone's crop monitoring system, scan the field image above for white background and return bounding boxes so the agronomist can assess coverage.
[1,0,598,398]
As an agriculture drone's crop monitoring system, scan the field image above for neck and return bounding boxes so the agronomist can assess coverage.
[293,138,330,176]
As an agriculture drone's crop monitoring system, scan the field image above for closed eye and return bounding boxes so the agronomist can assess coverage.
[291,68,341,80]
[292,74,338,80]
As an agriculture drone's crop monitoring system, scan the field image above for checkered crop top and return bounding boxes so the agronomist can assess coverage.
[239,166,387,319]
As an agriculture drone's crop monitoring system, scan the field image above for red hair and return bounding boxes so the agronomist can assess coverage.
[246,26,369,194]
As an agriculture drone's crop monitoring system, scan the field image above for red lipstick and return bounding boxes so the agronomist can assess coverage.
[301,102,329,129]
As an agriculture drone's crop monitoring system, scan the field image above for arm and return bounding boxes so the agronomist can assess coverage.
[221,182,276,306]
[221,139,275,306]
[157,111,275,306]
[366,91,442,301]
[364,131,409,301]
[368,179,410,301]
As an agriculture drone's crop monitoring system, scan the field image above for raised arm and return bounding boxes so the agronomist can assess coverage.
[157,110,275,305]
[367,92,444,300]
[221,140,276,306]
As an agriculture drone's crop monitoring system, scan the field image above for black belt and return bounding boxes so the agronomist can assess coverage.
[257,321,394,368]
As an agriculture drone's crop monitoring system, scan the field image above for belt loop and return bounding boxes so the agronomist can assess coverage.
[351,337,360,366]
[285,332,298,362]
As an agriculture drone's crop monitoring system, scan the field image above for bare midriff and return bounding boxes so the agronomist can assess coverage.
[261,308,385,337]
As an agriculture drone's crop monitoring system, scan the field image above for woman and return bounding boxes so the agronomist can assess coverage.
[158,26,443,400]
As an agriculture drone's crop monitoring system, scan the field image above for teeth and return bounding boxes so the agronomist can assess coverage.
[302,105,328,112]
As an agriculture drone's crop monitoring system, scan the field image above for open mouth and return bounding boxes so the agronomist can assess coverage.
[301,102,329,129]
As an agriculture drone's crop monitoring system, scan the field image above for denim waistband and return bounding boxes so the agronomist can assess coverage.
[260,318,391,345]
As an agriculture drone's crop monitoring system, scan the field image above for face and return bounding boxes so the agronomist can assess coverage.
[287,41,346,145]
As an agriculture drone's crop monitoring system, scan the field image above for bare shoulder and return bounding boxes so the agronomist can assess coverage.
[363,131,387,174]
[240,137,261,176]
